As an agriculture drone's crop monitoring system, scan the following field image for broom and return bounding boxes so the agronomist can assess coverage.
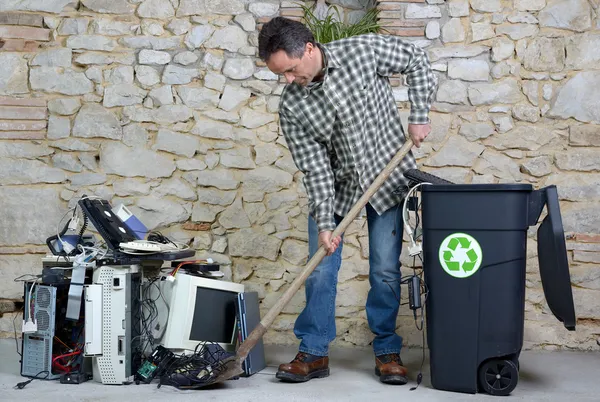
[210,138,415,386]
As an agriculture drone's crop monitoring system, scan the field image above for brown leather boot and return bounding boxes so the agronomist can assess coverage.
[276,352,330,383]
[375,353,408,385]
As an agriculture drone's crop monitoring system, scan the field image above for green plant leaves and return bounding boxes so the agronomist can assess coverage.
[299,3,384,43]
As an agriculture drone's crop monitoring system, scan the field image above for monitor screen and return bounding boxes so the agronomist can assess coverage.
[189,287,238,344]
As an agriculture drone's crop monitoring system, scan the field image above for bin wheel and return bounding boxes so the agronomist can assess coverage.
[478,359,519,396]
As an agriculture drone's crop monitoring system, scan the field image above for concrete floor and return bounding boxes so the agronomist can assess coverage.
[1,339,599,402]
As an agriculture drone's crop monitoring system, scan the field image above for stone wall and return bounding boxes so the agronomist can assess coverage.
[0,0,598,351]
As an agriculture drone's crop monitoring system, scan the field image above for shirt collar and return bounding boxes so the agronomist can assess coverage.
[304,43,340,93]
[319,42,341,70]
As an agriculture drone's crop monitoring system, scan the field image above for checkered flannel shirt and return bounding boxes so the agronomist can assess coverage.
[278,33,438,232]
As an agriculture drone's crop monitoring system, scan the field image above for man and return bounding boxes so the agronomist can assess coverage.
[258,17,438,385]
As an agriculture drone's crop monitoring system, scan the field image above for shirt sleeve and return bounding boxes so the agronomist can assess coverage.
[279,107,336,233]
[369,34,438,125]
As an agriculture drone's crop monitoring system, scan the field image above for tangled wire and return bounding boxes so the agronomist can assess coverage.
[157,342,236,390]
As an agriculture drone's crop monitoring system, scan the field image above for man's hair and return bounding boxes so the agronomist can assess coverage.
[258,17,316,62]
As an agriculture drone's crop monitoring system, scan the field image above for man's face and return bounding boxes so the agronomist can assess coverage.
[266,43,318,87]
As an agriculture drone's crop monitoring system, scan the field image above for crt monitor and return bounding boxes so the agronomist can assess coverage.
[152,273,244,353]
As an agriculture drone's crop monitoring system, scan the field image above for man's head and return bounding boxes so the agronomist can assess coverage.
[258,17,323,87]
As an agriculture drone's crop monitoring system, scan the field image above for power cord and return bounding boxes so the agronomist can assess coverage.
[14,370,49,389]
[387,183,431,391]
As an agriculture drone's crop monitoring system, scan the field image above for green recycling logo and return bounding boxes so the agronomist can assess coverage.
[438,233,483,278]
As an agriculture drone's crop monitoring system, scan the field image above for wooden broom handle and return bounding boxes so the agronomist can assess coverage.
[236,139,414,360]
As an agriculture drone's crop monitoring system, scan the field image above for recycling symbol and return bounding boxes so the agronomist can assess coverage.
[438,233,483,278]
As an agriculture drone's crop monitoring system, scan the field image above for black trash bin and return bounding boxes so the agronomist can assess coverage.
[420,183,576,396]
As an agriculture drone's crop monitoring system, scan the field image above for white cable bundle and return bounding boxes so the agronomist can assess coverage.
[402,182,431,256]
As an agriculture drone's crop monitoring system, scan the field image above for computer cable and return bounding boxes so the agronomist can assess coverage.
[387,182,431,391]
[402,182,431,257]
[14,370,49,389]
[157,342,235,389]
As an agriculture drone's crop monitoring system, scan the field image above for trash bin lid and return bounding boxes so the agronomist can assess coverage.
[421,183,533,192]
[536,185,577,331]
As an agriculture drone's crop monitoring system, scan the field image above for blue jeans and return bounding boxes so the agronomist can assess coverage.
[293,202,404,357]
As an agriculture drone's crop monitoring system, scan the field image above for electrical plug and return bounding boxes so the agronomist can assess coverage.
[408,242,422,257]
[22,319,37,334]
[61,241,75,254]
[68,216,79,231]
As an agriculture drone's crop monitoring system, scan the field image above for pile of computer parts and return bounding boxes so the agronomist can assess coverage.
[14,195,266,390]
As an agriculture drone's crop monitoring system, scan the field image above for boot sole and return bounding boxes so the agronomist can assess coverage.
[276,368,330,383]
[375,367,408,385]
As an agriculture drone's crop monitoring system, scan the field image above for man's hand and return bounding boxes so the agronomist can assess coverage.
[319,231,341,256]
[408,123,431,148]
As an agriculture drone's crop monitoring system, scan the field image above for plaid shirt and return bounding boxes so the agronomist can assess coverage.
[279,34,438,232]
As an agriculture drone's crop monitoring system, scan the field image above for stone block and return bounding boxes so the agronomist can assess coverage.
[137,0,175,19]
[66,35,116,51]
[448,59,489,81]
[0,120,45,131]
[562,203,600,234]
[565,33,600,70]
[47,115,70,139]
[549,72,600,124]
[472,22,495,42]
[424,135,484,167]
[0,12,43,27]
[448,0,469,17]
[100,142,176,179]
[468,78,522,105]
[514,0,546,11]
[58,18,88,35]
[91,19,136,36]
[72,104,122,139]
[405,4,441,19]
[0,97,43,108]
[0,188,63,247]
[103,84,147,107]
[228,228,282,261]
[555,149,600,172]
[428,45,488,62]
[205,25,248,52]
[0,254,46,298]
[166,19,191,35]
[459,122,495,141]
[473,150,522,181]
[152,128,200,158]
[30,67,93,95]
[130,197,191,231]
[30,48,72,67]
[81,0,136,14]
[496,24,538,40]
[0,25,49,41]
[539,0,592,32]
[569,125,600,147]
[523,37,565,73]
[173,51,198,66]
[470,0,501,12]
[0,131,45,139]
[177,86,220,110]
[0,158,66,185]
[0,106,46,120]
[249,1,279,18]
[546,173,600,201]
[0,53,28,95]
[521,156,552,177]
